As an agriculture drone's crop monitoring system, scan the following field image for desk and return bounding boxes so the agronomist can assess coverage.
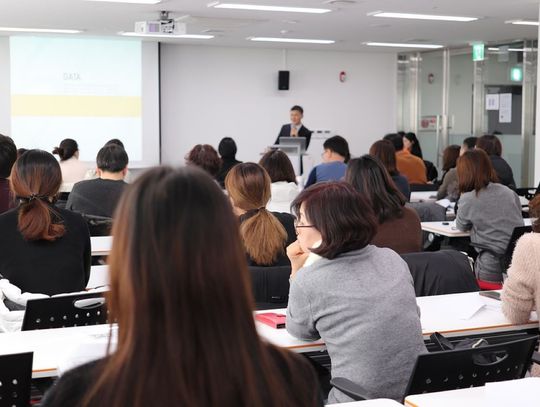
[410,191,437,203]
[421,218,532,238]
[0,324,114,378]
[404,377,540,406]
[256,292,538,351]
[328,400,402,407]
[90,236,113,256]
[87,265,109,289]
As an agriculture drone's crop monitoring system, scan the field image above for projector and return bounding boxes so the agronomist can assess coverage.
[135,20,187,35]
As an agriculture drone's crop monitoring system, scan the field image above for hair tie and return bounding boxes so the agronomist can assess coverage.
[245,207,266,217]
[16,194,47,203]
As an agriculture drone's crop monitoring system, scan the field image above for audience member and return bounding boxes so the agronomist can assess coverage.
[225,163,296,267]
[384,133,427,184]
[403,132,438,182]
[186,144,221,178]
[369,140,410,200]
[259,149,299,213]
[476,134,516,190]
[461,136,477,155]
[501,195,540,376]
[346,156,422,254]
[84,139,133,183]
[42,166,321,407]
[52,139,88,187]
[0,150,90,295]
[17,148,27,158]
[0,135,17,214]
[305,136,350,188]
[455,150,522,283]
[216,137,242,187]
[286,182,426,403]
[436,145,460,201]
[66,144,128,218]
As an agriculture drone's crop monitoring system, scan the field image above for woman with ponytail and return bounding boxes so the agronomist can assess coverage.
[53,138,88,186]
[226,163,296,267]
[0,150,91,295]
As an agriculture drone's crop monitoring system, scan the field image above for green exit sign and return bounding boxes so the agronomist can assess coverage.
[511,66,523,82]
[472,43,485,61]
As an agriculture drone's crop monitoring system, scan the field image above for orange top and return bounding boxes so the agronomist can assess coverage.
[396,150,427,184]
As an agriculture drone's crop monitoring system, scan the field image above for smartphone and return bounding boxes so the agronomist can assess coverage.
[479,291,501,301]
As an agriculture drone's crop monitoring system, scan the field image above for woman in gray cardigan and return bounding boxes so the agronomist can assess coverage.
[286,182,426,403]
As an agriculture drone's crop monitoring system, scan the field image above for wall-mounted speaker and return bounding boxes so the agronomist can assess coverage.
[278,70,290,90]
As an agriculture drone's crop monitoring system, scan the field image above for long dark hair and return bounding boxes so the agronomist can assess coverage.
[369,140,398,176]
[404,132,423,159]
[83,166,318,407]
[52,138,78,161]
[10,150,65,241]
[346,155,406,223]
[442,145,460,172]
[225,163,288,265]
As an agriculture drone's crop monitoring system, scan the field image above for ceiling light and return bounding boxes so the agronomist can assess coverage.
[488,47,524,52]
[119,32,214,39]
[249,37,334,44]
[369,12,477,22]
[0,27,82,34]
[209,3,331,14]
[506,20,539,26]
[84,0,162,4]
[365,42,443,49]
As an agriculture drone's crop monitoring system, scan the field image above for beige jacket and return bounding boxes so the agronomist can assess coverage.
[501,232,540,376]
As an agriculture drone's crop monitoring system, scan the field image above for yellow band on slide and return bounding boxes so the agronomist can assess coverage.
[11,95,141,117]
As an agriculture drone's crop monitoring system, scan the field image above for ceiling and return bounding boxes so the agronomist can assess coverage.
[0,0,538,52]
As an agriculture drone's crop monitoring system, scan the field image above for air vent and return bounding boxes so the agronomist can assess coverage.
[324,0,358,5]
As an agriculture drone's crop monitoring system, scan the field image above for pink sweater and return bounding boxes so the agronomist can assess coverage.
[501,232,540,376]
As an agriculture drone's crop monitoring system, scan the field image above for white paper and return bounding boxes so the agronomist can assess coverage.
[499,93,512,123]
[436,198,453,208]
[456,294,486,320]
[486,94,499,110]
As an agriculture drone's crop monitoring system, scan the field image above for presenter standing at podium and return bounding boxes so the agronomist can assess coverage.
[275,105,312,148]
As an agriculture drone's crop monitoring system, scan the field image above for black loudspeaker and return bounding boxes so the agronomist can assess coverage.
[278,71,290,90]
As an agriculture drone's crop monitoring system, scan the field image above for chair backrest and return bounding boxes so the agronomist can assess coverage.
[401,250,479,296]
[0,352,33,407]
[249,266,291,310]
[404,335,538,398]
[516,187,536,201]
[410,183,439,192]
[503,226,533,271]
[82,214,113,237]
[22,291,109,331]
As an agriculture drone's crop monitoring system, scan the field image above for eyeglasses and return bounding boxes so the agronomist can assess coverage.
[294,219,315,229]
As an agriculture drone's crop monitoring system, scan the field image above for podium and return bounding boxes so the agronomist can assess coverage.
[268,143,304,176]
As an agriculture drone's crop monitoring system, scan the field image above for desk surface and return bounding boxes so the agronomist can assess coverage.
[328,400,402,407]
[404,377,540,407]
[256,292,539,352]
[90,236,113,256]
[421,218,532,238]
[410,191,437,203]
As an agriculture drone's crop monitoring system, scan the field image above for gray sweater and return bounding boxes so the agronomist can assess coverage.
[286,246,426,403]
[455,182,523,282]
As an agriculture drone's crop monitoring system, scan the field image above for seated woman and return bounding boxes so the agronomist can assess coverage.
[0,150,90,296]
[455,149,523,283]
[286,182,426,403]
[403,132,438,182]
[436,144,460,201]
[476,134,516,190]
[185,144,221,179]
[369,140,410,200]
[259,149,299,213]
[501,195,540,376]
[41,166,321,406]
[226,163,296,267]
[216,137,242,188]
[346,155,422,254]
[305,136,350,188]
[52,138,88,190]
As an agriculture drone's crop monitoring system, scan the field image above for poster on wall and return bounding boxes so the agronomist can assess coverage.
[486,94,499,110]
[499,93,512,123]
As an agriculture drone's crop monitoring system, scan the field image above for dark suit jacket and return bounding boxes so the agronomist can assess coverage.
[275,124,312,149]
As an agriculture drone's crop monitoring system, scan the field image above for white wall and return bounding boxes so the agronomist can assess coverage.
[160,45,397,165]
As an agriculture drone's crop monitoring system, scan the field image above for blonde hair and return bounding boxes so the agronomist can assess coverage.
[225,163,288,265]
